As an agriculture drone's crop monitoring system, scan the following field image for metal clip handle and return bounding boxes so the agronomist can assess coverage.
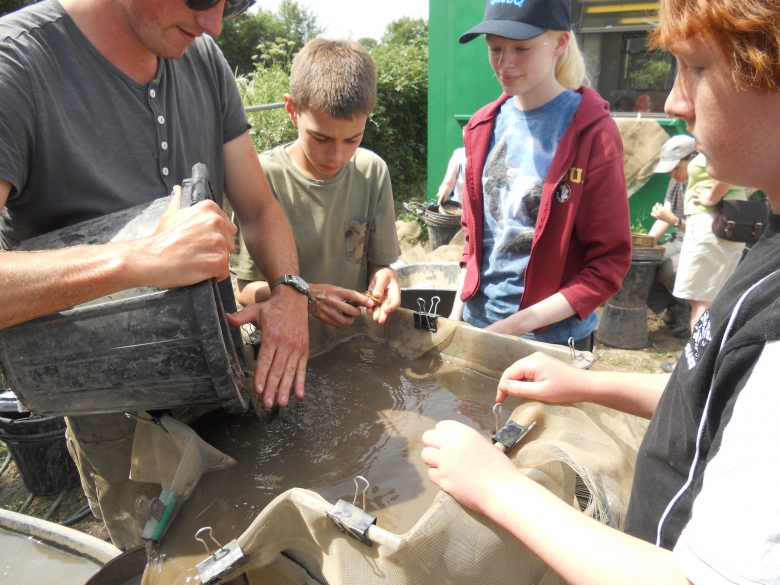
[352,476,369,511]
[195,526,223,556]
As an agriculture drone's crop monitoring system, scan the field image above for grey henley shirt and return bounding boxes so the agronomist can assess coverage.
[0,0,249,249]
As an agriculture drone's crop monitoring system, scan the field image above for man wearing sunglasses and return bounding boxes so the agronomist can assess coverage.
[0,0,308,549]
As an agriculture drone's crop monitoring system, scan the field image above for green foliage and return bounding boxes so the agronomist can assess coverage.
[361,28,428,201]
[276,0,320,46]
[381,17,428,46]
[630,217,649,234]
[0,0,34,17]
[624,51,674,92]
[357,37,378,50]
[214,0,321,76]
[237,41,297,154]
[216,10,284,76]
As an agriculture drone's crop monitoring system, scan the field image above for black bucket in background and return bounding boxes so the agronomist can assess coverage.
[0,415,80,495]
[424,204,462,251]
[596,245,665,349]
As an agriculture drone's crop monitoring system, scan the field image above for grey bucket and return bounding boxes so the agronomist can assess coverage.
[0,164,248,417]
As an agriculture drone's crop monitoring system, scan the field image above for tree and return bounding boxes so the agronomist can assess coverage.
[216,10,285,75]
[380,17,428,46]
[361,23,428,200]
[213,0,321,76]
[357,37,378,51]
[0,0,34,18]
[277,0,321,46]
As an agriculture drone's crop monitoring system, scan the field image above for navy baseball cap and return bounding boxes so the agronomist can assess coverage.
[459,0,572,44]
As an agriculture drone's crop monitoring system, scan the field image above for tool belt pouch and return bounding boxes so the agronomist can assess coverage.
[712,199,771,243]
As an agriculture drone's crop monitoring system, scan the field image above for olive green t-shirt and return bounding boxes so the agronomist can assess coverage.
[684,153,746,216]
[230,145,399,291]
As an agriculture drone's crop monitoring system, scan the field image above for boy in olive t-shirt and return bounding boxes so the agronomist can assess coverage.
[231,39,400,328]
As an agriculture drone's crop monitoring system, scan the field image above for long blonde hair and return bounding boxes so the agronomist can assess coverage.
[553,31,589,90]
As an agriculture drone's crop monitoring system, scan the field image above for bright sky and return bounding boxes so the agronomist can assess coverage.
[255,0,429,42]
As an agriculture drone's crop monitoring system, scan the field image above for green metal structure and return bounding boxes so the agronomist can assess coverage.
[426,0,690,231]
[427,0,496,198]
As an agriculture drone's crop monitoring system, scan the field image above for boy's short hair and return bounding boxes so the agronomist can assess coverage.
[651,0,780,90]
[289,38,377,119]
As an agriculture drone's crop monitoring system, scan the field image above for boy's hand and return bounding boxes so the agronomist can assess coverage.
[308,284,370,327]
[497,352,590,405]
[366,267,401,324]
[421,420,520,515]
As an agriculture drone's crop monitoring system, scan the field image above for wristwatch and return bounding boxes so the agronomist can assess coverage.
[270,274,316,306]
[674,216,683,227]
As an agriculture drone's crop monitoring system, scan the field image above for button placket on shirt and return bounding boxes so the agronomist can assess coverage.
[147,82,170,188]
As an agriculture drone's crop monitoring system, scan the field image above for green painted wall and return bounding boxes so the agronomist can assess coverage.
[427,0,499,198]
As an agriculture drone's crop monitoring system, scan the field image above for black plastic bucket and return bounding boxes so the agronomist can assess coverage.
[610,260,663,308]
[424,204,462,251]
[0,415,80,495]
[595,304,650,349]
[0,165,248,417]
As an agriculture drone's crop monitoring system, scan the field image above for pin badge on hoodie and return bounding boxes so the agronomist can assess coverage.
[556,183,571,203]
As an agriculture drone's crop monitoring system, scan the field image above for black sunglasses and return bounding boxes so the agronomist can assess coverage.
[185,0,256,20]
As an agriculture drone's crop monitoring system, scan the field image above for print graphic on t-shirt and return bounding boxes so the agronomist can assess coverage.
[685,310,712,369]
[344,220,368,265]
[485,138,510,230]
[483,138,541,256]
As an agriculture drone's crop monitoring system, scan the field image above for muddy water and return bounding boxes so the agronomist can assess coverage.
[0,527,101,584]
[144,337,514,584]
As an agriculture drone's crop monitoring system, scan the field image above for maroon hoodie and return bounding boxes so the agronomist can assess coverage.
[460,86,632,327]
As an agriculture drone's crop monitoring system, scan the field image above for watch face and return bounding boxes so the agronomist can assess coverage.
[289,275,309,291]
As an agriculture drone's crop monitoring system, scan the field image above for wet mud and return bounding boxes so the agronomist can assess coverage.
[143,337,512,584]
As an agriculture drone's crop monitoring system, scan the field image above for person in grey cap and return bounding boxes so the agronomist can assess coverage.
[648,134,697,337]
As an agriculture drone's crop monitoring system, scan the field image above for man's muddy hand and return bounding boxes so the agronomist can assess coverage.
[227,285,309,408]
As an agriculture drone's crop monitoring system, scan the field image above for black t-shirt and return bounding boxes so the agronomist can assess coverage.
[625,213,780,553]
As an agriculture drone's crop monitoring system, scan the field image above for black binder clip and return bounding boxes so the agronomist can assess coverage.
[414,296,441,333]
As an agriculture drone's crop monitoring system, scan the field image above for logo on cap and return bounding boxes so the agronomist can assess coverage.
[491,0,526,7]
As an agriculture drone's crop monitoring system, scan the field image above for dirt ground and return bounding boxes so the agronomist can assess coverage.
[0,444,109,540]
[0,307,687,543]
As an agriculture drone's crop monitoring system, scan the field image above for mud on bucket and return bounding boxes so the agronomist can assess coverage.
[423,202,462,251]
[0,414,80,495]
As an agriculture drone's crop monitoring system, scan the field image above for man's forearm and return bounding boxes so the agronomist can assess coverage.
[0,191,237,329]
[0,242,144,329]
[241,200,299,284]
